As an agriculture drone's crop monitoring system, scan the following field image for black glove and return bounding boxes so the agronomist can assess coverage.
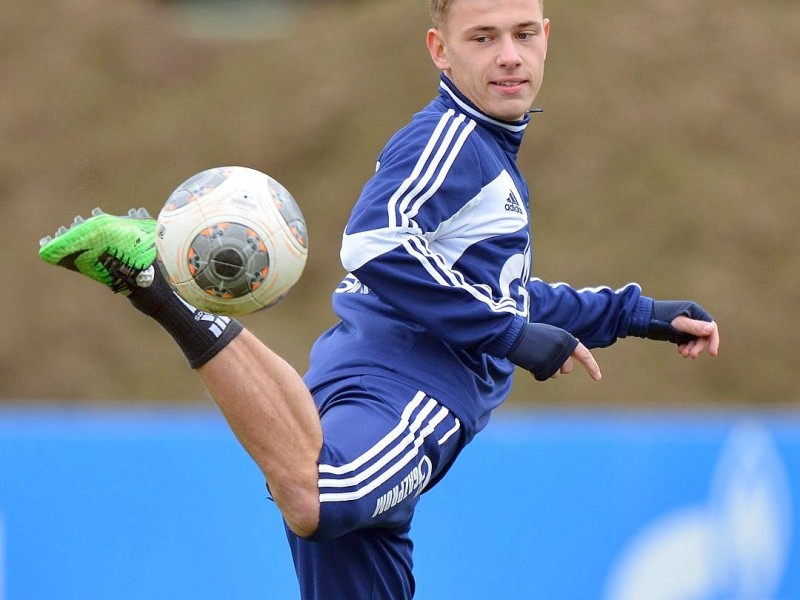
[507,323,579,381]
[640,300,713,345]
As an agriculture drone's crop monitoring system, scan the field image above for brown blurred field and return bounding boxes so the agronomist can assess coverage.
[1,0,798,407]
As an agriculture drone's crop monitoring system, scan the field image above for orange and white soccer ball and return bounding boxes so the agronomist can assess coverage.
[155,166,308,316]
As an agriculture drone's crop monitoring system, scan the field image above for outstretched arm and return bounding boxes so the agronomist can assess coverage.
[515,284,719,381]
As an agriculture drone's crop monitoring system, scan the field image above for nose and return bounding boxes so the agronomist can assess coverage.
[497,35,522,68]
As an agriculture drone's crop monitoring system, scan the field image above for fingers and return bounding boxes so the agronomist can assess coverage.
[672,316,720,358]
[678,338,706,359]
[671,315,714,338]
[559,357,574,376]
[571,343,602,381]
[548,344,600,381]
[707,321,720,356]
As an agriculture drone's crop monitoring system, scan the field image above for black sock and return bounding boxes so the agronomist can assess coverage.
[128,264,243,368]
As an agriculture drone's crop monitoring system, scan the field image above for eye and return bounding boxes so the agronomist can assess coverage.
[516,31,534,41]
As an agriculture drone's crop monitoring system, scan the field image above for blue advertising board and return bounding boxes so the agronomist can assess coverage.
[1,407,798,599]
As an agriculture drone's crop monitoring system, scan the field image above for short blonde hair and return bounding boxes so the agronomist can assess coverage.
[429,0,453,29]
[429,0,544,30]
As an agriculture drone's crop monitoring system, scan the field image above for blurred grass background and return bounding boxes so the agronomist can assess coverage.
[1,0,798,407]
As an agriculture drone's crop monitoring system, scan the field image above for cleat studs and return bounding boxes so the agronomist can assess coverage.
[39,235,53,247]
[73,215,85,225]
[127,207,151,219]
[91,207,104,217]
[56,226,68,236]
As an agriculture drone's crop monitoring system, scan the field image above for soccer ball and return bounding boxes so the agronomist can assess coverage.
[155,166,308,316]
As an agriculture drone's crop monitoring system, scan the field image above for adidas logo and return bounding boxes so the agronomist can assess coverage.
[504,191,523,214]
[193,311,232,338]
[174,293,231,339]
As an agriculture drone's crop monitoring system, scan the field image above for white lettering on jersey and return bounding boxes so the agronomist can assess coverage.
[372,455,432,518]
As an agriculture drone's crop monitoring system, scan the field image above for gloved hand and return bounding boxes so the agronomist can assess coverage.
[641,300,713,345]
[507,323,579,381]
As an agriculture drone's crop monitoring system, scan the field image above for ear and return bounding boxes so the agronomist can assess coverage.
[543,18,551,49]
[426,28,449,72]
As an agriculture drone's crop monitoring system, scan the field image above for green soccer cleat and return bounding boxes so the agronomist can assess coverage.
[39,207,158,294]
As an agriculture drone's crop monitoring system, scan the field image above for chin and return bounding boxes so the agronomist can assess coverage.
[486,100,531,122]
[493,108,528,122]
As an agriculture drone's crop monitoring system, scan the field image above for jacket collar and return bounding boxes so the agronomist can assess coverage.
[438,74,531,132]
[437,74,532,154]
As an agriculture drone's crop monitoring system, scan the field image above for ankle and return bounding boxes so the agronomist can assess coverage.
[129,263,243,368]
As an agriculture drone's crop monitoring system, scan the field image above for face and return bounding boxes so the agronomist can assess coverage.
[427,0,550,121]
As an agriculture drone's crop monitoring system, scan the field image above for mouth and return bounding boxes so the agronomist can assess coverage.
[490,79,528,92]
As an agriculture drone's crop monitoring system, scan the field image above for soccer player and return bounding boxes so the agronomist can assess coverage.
[38,0,720,597]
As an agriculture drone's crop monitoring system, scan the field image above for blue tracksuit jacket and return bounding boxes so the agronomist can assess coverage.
[304,74,652,441]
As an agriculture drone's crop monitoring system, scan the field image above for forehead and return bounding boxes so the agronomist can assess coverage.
[443,0,544,30]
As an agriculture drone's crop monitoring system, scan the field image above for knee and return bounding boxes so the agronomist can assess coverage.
[301,496,384,543]
[276,487,321,540]
[286,515,319,540]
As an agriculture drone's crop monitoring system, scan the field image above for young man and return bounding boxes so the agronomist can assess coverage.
[39,0,719,597]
